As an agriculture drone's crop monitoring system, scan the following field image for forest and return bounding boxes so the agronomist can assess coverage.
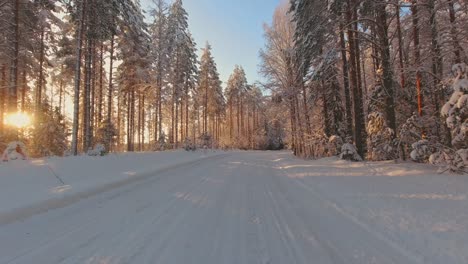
[0,0,467,172]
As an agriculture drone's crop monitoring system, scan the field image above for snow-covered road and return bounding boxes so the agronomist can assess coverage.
[0,151,466,264]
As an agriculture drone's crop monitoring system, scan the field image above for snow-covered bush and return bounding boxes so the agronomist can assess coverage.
[328,135,343,156]
[339,143,362,161]
[366,112,396,161]
[398,109,446,162]
[439,63,468,173]
[155,132,167,151]
[410,140,434,163]
[88,144,106,156]
[2,141,27,161]
[95,119,117,153]
[29,106,69,157]
[429,149,468,174]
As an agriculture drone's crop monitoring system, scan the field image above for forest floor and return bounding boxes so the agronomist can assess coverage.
[0,150,467,263]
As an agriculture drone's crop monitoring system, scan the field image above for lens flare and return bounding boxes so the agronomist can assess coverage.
[4,112,32,128]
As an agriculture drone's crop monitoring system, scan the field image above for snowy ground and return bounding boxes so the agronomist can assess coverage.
[0,150,223,220]
[0,151,467,263]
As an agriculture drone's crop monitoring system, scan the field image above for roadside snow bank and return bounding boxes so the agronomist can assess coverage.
[0,150,225,223]
[273,153,468,264]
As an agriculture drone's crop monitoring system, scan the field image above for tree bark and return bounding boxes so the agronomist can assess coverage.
[376,2,397,131]
[71,0,87,155]
[411,0,424,117]
[346,0,367,157]
[36,28,45,112]
[448,0,462,63]
[339,21,353,136]
[395,0,406,90]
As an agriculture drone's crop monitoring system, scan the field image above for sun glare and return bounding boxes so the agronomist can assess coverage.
[4,112,33,129]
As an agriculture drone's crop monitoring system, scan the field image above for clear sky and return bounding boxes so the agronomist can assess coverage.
[141,0,280,85]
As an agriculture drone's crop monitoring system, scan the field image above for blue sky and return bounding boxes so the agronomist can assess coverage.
[141,0,280,85]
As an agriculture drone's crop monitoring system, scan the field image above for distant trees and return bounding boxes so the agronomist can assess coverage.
[0,0,275,156]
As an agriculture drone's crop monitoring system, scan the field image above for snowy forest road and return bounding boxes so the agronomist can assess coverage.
[0,151,426,264]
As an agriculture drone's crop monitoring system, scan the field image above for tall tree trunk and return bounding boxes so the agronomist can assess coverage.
[300,81,311,137]
[36,28,45,112]
[185,86,189,140]
[8,0,20,114]
[175,100,179,148]
[237,95,240,138]
[229,100,233,145]
[90,42,96,146]
[71,0,87,155]
[98,42,104,124]
[412,0,423,117]
[322,82,331,137]
[448,0,462,63]
[204,84,208,135]
[21,68,26,112]
[339,21,353,136]
[346,0,367,157]
[83,37,92,152]
[59,65,64,114]
[107,35,115,152]
[142,94,145,150]
[395,0,406,89]
[171,87,175,146]
[376,2,397,131]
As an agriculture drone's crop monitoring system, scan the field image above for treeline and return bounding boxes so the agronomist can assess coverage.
[0,0,282,157]
[261,0,467,170]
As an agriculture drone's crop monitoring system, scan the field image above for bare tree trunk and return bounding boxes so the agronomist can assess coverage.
[142,94,145,150]
[347,0,367,157]
[71,0,87,155]
[36,28,45,112]
[21,69,26,112]
[237,95,240,138]
[376,2,396,131]
[8,0,20,114]
[185,86,189,140]
[300,81,311,137]
[175,100,179,148]
[204,85,208,135]
[98,42,104,124]
[90,42,96,146]
[412,0,424,117]
[83,37,92,152]
[339,21,353,136]
[137,93,141,151]
[322,82,331,137]
[171,88,175,146]
[229,100,233,145]
[395,0,406,90]
[448,0,463,63]
[107,35,114,121]
[59,65,64,114]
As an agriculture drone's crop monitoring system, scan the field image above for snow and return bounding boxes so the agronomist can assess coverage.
[0,150,223,221]
[0,151,467,263]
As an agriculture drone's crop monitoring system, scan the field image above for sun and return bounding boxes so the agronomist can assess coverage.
[4,112,33,129]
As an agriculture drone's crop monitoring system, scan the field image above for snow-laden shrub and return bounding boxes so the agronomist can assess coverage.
[95,119,117,153]
[429,148,468,174]
[2,141,27,161]
[328,135,343,156]
[437,63,468,173]
[410,140,434,163]
[88,144,106,156]
[366,112,396,161]
[29,106,69,157]
[339,143,363,161]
